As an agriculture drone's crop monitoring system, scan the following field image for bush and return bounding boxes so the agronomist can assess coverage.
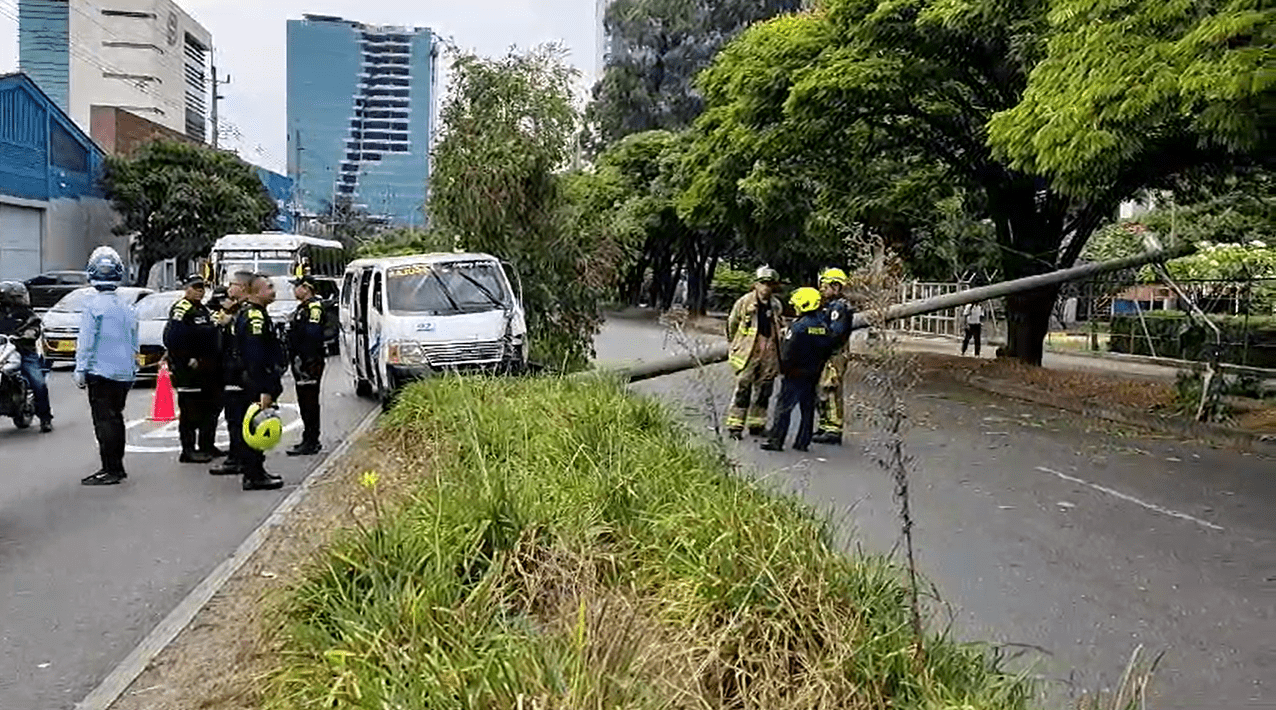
[264,375,1035,709]
[709,264,754,312]
[1109,312,1276,368]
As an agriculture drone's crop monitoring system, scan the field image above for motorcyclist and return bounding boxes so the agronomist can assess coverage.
[0,281,54,432]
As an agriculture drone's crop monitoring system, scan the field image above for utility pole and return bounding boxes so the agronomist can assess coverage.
[211,61,230,148]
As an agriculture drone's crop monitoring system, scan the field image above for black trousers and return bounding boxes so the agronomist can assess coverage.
[203,387,223,452]
[223,389,256,471]
[177,388,219,454]
[769,375,818,450]
[962,323,982,356]
[87,375,131,474]
[295,382,321,446]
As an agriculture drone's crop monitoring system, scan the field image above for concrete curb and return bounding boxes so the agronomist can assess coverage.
[956,373,1276,456]
[77,406,382,710]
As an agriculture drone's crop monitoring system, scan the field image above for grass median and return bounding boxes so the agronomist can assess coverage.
[260,373,1034,709]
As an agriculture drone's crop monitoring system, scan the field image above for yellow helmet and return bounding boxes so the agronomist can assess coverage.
[790,286,822,314]
[819,267,848,286]
[243,403,283,451]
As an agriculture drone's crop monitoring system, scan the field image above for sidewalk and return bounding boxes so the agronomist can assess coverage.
[897,334,1184,382]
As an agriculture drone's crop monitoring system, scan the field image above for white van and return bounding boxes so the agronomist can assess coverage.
[339,253,527,403]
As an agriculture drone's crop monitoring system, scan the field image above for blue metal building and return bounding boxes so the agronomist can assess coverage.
[0,72,123,281]
[285,14,437,227]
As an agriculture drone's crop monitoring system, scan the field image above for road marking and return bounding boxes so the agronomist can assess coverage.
[1034,466,1224,532]
[75,405,381,710]
[125,404,302,453]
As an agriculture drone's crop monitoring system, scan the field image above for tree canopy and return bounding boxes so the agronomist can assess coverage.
[100,139,276,286]
[659,0,1273,363]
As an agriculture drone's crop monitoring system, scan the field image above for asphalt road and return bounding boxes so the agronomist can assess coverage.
[0,356,376,710]
[598,320,1276,710]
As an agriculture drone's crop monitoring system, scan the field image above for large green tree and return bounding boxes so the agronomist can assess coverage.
[429,44,615,370]
[100,139,276,286]
[586,0,804,150]
[679,0,1271,364]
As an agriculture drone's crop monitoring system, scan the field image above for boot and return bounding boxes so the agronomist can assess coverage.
[748,425,767,437]
[210,460,242,476]
[199,446,227,458]
[179,450,214,464]
[812,431,842,445]
[285,440,322,457]
[243,469,284,491]
[39,418,52,433]
[728,428,744,440]
[760,439,784,452]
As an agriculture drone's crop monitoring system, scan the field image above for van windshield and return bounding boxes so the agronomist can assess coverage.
[385,261,508,315]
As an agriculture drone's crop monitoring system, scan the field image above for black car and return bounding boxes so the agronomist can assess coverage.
[24,271,90,311]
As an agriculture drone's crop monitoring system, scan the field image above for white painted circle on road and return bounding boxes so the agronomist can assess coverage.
[125,403,302,453]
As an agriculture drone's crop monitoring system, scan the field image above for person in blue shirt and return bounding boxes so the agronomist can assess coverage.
[75,246,140,486]
[762,287,836,453]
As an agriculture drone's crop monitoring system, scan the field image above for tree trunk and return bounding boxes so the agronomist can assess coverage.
[1001,285,1059,366]
[133,255,157,288]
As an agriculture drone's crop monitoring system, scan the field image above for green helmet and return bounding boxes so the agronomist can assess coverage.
[243,403,283,451]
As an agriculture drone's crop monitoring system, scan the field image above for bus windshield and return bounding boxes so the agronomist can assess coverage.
[216,260,293,281]
[385,261,509,315]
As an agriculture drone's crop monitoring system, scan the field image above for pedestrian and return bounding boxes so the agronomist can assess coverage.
[74,246,139,486]
[0,281,54,432]
[961,301,985,356]
[163,274,220,463]
[725,266,784,439]
[286,274,326,456]
[209,272,255,477]
[813,268,854,445]
[229,274,287,490]
[762,287,834,453]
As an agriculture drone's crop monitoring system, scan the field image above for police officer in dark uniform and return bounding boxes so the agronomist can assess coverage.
[163,275,220,463]
[210,271,255,477]
[286,274,325,456]
[231,273,286,490]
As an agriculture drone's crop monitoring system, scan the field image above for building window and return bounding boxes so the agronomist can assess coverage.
[50,122,88,173]
[103,41,164,52]
[101,9,155,18]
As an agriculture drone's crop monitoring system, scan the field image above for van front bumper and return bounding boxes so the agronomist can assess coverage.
[387,358,525,385]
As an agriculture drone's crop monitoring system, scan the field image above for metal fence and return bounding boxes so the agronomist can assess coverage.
[888,281,1004,341]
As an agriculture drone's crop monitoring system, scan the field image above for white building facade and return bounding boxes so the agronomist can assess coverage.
[18,0,213,141]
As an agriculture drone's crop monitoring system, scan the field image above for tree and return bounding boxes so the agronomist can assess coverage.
[429,44,616,370]
[679,0,1272,364]
[586,0,804,151]
[101,140,277,286]
[354,226,456,258]
[311,194,379,247]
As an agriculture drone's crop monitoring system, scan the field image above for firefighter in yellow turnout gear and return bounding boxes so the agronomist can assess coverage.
[725,266,784,439]
[813,268,854,445]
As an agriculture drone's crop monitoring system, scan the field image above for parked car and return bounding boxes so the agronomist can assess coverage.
[24,271,90,311]
[133,291,185,377]
[41,286,154,364]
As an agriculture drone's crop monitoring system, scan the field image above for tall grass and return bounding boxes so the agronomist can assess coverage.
[263,374,1036,709]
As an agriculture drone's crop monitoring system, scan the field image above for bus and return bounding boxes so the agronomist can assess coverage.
[207,233,347,285]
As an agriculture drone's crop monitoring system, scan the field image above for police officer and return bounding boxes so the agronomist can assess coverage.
[164,275,220,463]
[230,274,286,490]
[210,271,256,478]
[286,274,325,456]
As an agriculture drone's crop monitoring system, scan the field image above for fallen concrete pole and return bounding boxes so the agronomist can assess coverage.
[849,244,1194,331]
[601,245,1194,382]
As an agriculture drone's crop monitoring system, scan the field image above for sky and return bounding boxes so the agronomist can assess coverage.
[0,0,602,174]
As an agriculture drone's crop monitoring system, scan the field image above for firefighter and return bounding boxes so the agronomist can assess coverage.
[163,275,221,463]
[725,266,784,439]
[286,274,325,456]
[762,287,835,453]
[813,267,854,445]
[228,274,287,491]
[210,272,255,478]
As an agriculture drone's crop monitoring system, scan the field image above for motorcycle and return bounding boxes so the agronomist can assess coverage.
[0,334,36,429]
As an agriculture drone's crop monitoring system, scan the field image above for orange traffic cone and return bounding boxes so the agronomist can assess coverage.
[150,362,177,422]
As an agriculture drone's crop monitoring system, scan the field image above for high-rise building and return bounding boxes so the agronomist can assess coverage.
[286,14,437,227]
[17,0,213,142]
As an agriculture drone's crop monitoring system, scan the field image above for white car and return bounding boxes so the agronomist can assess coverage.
[132,291,186,377]
[40,286,154,365]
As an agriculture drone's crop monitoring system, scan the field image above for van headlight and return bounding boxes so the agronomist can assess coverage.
[386,340,427,365]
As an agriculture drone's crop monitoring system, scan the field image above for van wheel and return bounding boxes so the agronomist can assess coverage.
[379,374,398,412]
[355,378,373,398]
